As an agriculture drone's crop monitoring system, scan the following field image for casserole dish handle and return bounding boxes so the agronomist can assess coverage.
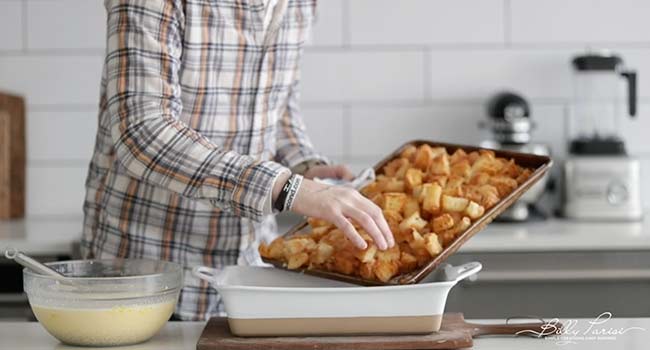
[193,266,224,286]
[450,262,482,282]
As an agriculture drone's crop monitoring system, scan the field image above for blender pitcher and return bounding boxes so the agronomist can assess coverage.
[562,51,642,221]
[569,52,637,155]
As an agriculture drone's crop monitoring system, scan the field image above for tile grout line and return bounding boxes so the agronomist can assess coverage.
[303,42,650,52]
[20,99,650,111]
[301,98,648,109]
[23,98,650,112]
[4,44,650,57]
[302,98,577,108]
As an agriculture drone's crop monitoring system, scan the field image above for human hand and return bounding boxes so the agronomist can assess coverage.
[290,178,394,250]
[303,164,355,181]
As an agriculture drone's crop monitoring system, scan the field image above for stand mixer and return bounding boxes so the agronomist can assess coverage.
[480,92,551,222]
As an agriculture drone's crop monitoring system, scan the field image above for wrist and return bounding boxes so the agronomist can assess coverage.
[272,171,292,203]
[289,178,328,215]
[272,173,304,212]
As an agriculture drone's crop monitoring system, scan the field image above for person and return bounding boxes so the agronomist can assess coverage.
[82,0,394,321]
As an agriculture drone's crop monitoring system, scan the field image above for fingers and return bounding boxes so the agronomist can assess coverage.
[303,164,355,182]
[345,206,388,250]
[335,165,355,181]
[297,183,393,251]
[333,215,367,250]
[371,205,395,247]
[353,194,395,249]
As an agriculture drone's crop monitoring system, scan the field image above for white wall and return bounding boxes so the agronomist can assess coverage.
[1,0,649,217]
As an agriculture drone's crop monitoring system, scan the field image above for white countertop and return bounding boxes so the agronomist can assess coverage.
[462,217,650,253]
[0,321,204,350]
[0,318,647,350]
[2,215,650,257]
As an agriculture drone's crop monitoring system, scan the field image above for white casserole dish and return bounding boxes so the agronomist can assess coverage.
[193,262,481,336]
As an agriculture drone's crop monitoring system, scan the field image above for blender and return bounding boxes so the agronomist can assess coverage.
[562,51,642,220]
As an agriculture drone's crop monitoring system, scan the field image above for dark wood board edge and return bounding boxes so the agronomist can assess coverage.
[197,314,474,350]
[262,139,553,286]
[197,313,558,350]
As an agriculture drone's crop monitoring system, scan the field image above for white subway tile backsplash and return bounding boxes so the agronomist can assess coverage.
[348,103,567,161]
[528,104,568,159]
[428,48,650,102]
[346,160,373,176]
[27,110,98,162]
[511,0,650,44]
[1,0,649,216]
[309,0,344,47]
[27,0,106,50]
[0,55,103,105]
[0,0,22,51]
[639,157,650,210]
[348,104,484,158]
[617,49,650,99]
[27,166,87,216]
[301,50,425,102]
[349,0,504,46]
[621,104,650,155]
[428,49,573,101]
[301,106,345,158]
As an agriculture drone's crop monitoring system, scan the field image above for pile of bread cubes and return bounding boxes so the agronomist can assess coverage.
[260,144,532,283]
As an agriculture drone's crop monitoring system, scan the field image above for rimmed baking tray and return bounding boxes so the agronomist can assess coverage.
[263,140,552,286]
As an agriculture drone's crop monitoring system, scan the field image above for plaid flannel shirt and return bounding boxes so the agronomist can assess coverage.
[81,0,326,320]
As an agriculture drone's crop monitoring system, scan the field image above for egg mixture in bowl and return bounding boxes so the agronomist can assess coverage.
[23,259,182,347]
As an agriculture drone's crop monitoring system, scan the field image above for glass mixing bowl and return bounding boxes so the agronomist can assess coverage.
[23,259,182,347]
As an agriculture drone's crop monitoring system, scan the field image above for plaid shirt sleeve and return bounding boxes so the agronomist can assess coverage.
[105,0,287,222]
[274,73,330,169]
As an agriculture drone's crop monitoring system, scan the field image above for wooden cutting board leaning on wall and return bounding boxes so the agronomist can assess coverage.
[0,92,25,219]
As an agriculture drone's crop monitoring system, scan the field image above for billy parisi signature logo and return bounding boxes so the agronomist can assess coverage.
[516,312,646,345]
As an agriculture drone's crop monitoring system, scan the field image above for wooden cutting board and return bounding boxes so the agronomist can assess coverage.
[0,92,25,219]
[197,313,551,350]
